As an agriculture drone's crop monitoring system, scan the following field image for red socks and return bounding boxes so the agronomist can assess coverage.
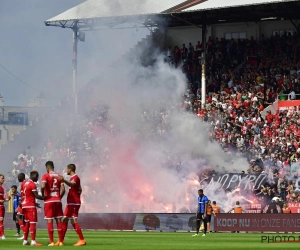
[62,222,68,239]
[47,223,54,243]
[58,222,64,242]
[23,222,30,241]
[29,223,36,241]
[73,223,84,240]
[0,220,3,237]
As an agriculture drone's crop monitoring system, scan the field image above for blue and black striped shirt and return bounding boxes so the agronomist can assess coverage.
[197,195,208,213]
[13,192,20,210]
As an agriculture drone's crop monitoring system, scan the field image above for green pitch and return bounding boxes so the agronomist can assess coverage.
[0,230,299,249]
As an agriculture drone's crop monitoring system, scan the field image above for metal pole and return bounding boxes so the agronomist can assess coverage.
[72,23,78,114]
[201,23,207,109]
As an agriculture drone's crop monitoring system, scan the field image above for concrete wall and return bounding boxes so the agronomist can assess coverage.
[0,106,49,122]
[260,20,295,37]
[0,125,27,146]
[166,20,296,48]
[0,126,8,146]
[166,26,212,48]
[212,22,259,40]
[0,106,50,146]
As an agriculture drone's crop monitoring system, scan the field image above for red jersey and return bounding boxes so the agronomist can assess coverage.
[42,171,62,203]
[67,174,81,205]
[290,125,295,132]
[266,113,273,123]
[21,180,37,208]
[0,186,4,207]
[215,131,221,138]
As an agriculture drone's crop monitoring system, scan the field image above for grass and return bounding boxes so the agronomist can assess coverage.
[0,230,300,249]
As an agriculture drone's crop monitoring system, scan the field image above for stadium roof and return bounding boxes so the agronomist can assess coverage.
[183,0,294,11]
[46,0,204,22]
[169,0,300,27]
[45,0,300,29]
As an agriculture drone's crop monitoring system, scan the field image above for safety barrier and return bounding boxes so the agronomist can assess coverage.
[214,214,300,232]
[3,213,205,231]
[4,213,300,232]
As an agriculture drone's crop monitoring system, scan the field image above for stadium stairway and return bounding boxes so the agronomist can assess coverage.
[121,28,167,66]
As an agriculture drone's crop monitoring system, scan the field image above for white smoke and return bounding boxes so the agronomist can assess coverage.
[74,44,249,213]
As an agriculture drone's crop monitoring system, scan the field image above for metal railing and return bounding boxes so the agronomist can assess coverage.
[276,93,300,100]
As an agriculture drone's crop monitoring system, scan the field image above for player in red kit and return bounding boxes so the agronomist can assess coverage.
[41,161,65,246]
[0,174,11,240]
[60,164,86,246]
[21,171,44,246]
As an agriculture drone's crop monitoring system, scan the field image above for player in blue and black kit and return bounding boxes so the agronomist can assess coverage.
[11,185,21,236]
[192,189,208,237]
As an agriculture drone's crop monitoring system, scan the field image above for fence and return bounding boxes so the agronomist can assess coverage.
[276,93,300,101]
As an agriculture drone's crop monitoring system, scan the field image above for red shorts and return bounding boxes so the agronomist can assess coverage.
[23,208,37,223]
[44,202,63,219]
[16,206,23,215]
[64,204,80,219]
[0,206,5,219]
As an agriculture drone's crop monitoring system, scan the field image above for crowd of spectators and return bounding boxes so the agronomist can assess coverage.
[173,32,300,208]
[5,147,35,187]
[7,31,300,212]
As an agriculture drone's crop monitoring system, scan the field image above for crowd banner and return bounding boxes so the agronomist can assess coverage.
[277,100,300,112]
[243,203,262,213]
[261,99,300,118]
[205,173,267,191]
[214,214,300,232]
[288,203,300,213]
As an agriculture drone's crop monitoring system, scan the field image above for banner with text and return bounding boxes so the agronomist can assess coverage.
[205,173,267,191]
[288,202,300,213]
[214,214,300,232]
[277,100,300,113]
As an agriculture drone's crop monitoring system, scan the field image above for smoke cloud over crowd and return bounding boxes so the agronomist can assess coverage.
[68,39,249,213]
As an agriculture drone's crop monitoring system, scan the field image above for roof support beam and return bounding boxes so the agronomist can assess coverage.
[72,22,79,114]
[290,19,300,35]
[170,13,202,29]
[201,20,207,110]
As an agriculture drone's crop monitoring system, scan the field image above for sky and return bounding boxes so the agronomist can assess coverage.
[0,0,149,107]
